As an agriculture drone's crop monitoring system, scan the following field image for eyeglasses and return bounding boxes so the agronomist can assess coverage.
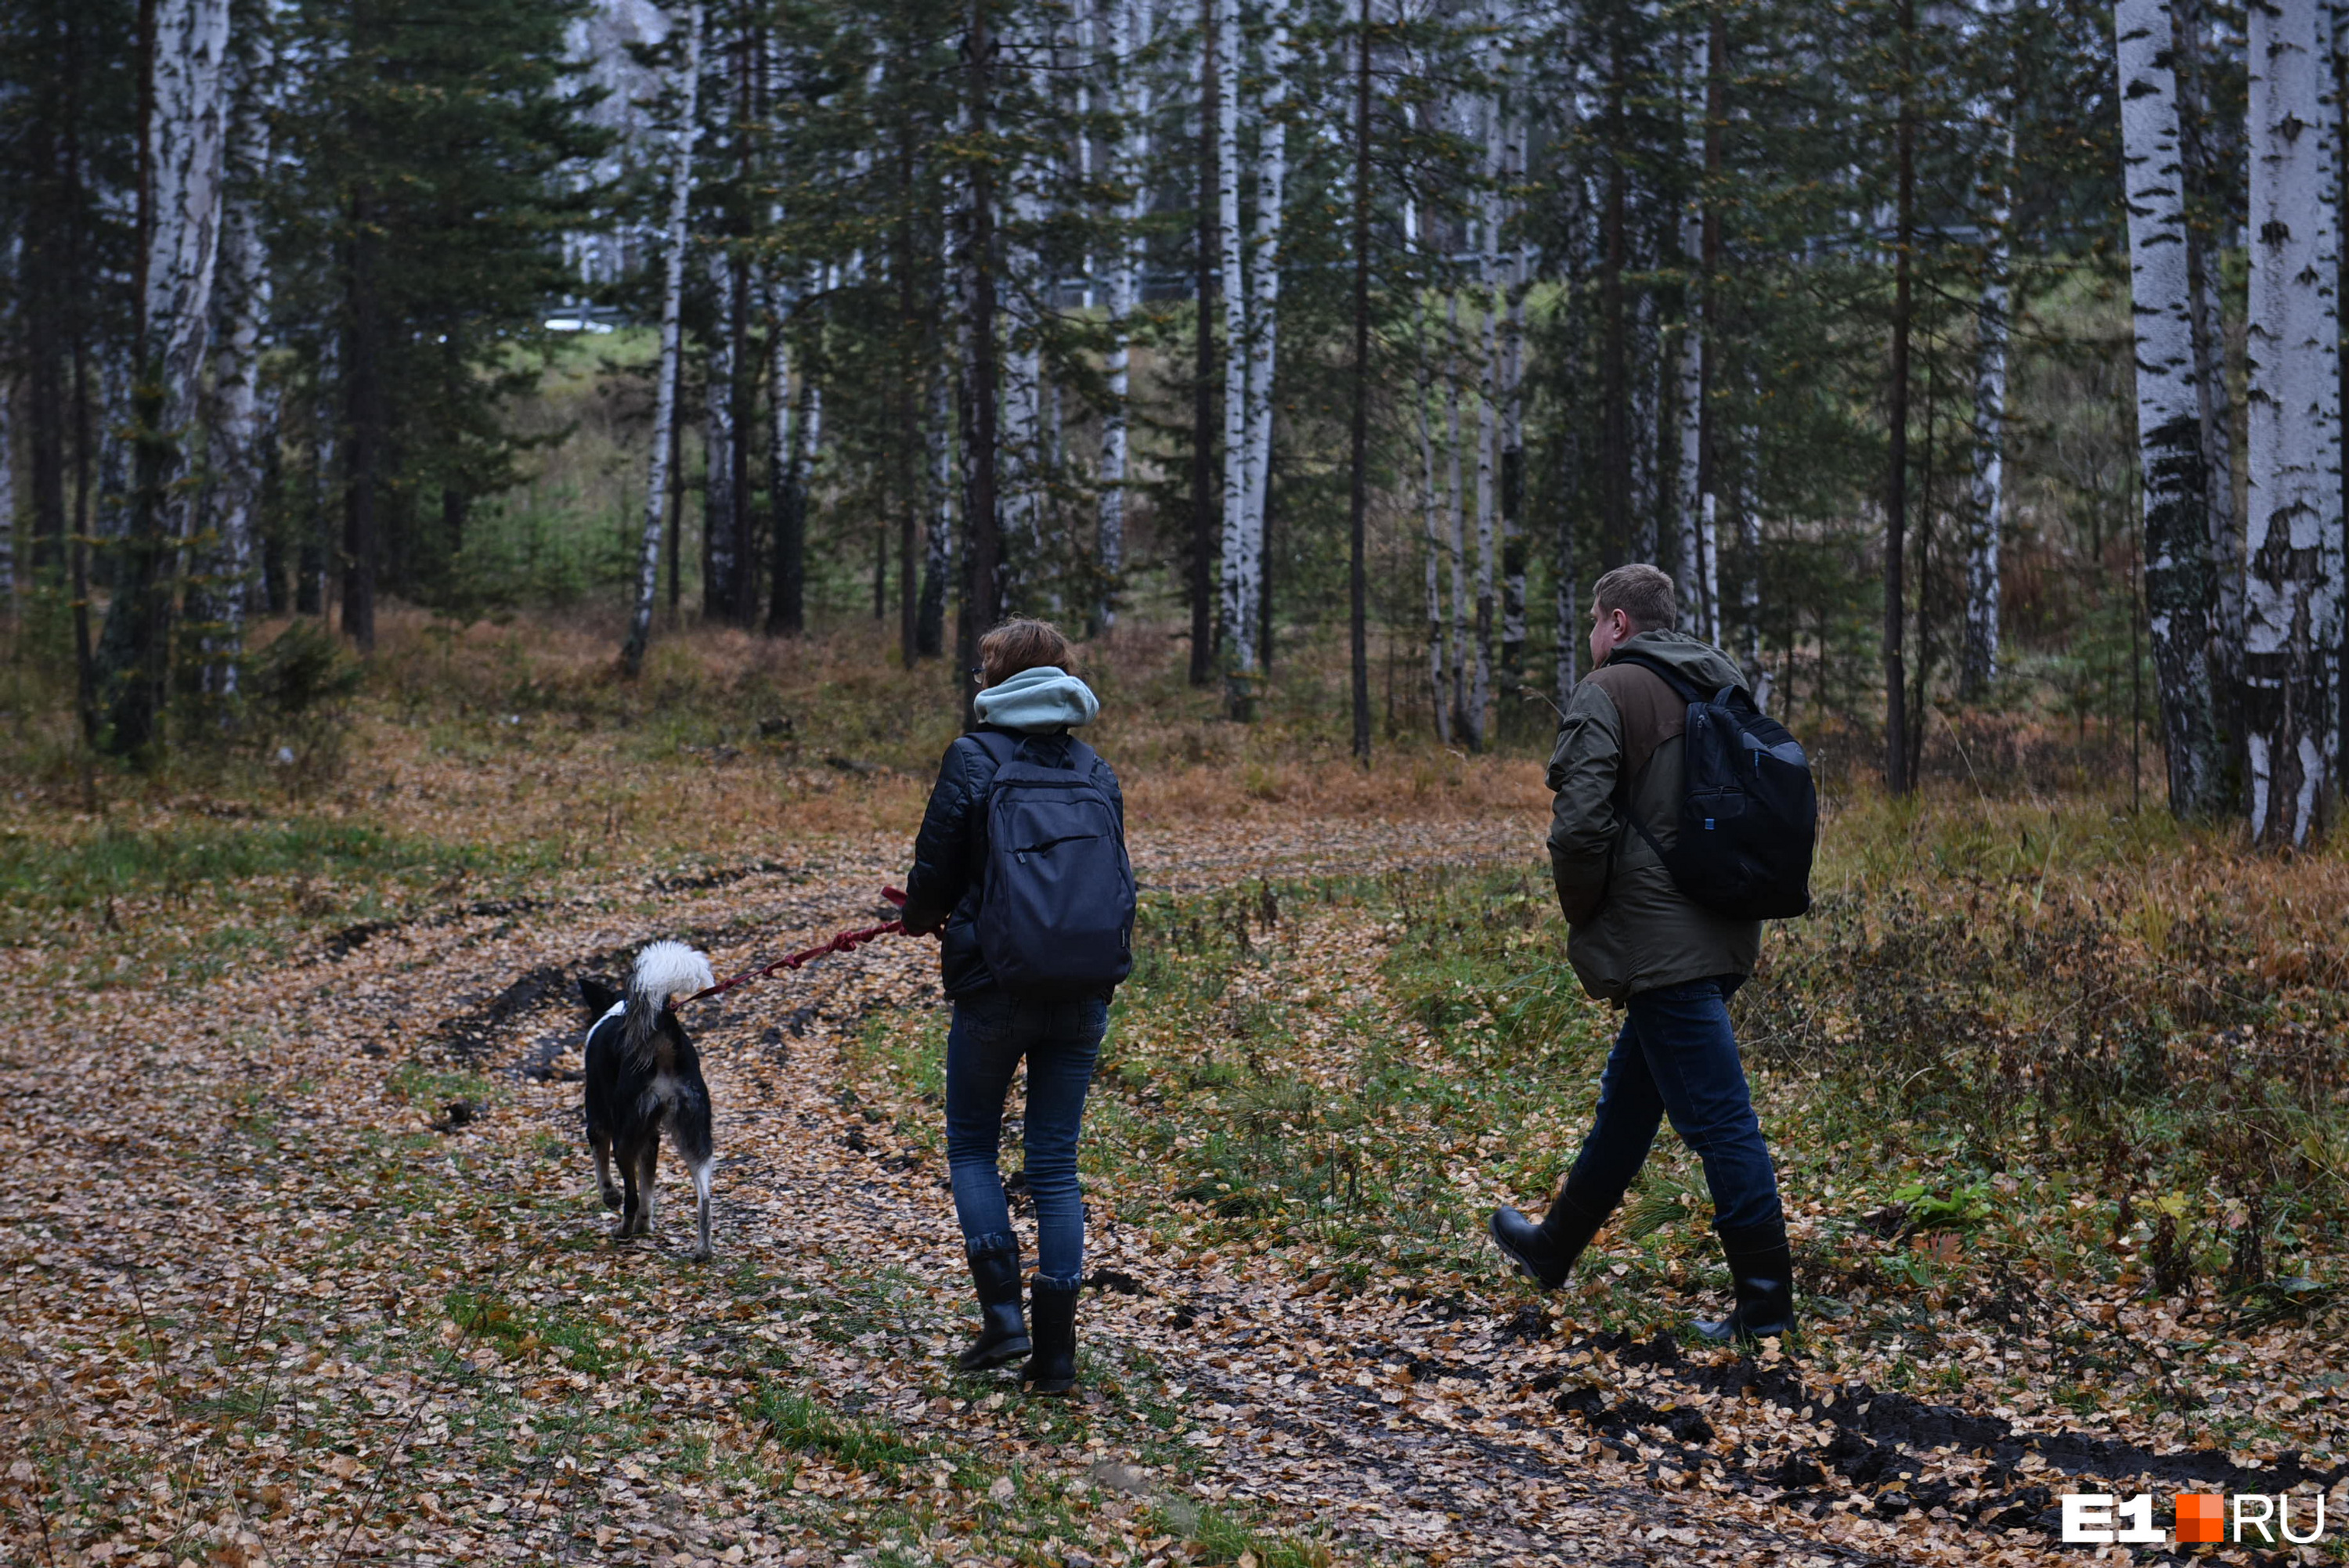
[969,665,985,686]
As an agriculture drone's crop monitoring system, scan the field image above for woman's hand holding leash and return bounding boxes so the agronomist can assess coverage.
[683,887,912,1004]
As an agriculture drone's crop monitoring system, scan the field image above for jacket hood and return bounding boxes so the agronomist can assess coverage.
[1601,630,1748,697]
[972,665,1101,731]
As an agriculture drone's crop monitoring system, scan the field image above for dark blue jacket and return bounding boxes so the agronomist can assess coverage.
[900,726,1128,998]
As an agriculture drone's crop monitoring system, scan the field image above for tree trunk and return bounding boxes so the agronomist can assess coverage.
[1413,190,1449,744]
[2175,0,2239,759]
[1673,9,1705,631]
[1882,0,1914,795]
[1600,20,1629,567]
[2242,0,2341,845]
[1189,0,1218,687]
[199,13,275,697]
[1497,47,1528,717]
[1961,124,2012,700]
[897,147,920,665]
[1470,174,1497,753]
[1097,0,1151,633]
[0,377,14,615]
[961,0,1005,704]
[1346,0,1373,761]
[1697,4,1726,647]
[623,0,703,677]
[2116,0,2226,815]
[1246,0,1290,683]
[100,0,231,751]
[1215,0,1251,703]
[1445,294,1469,737]
[919,365,953,655]
[703,265,737,623]
[764,272,799,634]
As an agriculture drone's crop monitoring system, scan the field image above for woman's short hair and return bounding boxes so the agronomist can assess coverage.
[1592,564,1678,633]
[979,618,1073,686]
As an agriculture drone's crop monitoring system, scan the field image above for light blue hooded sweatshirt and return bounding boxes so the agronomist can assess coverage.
[972,665,1100,733]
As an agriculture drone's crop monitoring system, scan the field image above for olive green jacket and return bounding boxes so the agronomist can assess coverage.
[1547,630,1763,1003]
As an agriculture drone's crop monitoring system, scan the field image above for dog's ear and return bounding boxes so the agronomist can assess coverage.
[579,975,622,1015]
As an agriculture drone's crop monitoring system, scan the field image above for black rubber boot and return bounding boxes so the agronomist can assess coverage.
[1695,1219,1797,1343]
[956,1245,1030,1372]
[1489,1191,1607,1290]
[1020,1281,1079,1394]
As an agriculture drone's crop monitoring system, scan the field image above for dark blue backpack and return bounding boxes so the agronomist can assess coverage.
[969,730,1137,996]
[1607,652,1816,921]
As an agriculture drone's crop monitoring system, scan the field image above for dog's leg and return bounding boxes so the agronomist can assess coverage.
[637,1141,659,1235]
[617,1151,642,1239]
[690,1159,713,1261]
[591,1133,622,1210]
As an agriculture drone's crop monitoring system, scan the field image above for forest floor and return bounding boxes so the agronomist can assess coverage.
[3,616,2347,1567]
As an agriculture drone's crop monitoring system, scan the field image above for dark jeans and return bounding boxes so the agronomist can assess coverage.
[944,992,1108,1290]
[1561,976,1783,1235]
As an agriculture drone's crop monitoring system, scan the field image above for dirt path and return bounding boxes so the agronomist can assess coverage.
[2,818,2304,1567]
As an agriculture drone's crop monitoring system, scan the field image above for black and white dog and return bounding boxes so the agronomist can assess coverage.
[579,943,718,1260]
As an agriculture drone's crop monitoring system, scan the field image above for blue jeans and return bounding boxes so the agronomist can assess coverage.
[944,993,1108,1290]
[1561,977,1783,1235]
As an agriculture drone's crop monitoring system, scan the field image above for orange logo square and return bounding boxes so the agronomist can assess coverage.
[2175,1494,2225,1544]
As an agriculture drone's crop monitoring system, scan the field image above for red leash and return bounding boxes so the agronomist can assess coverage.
[685,887,912,1003]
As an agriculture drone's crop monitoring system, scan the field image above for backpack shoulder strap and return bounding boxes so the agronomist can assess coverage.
[967,726,1023,766]
[1602,650,1707,706]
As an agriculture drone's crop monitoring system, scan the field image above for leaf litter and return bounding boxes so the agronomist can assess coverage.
[2,813,2343,1568]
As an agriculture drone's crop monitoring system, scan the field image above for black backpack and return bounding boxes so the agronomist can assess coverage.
[1605,651,1816,921]
[969,730,1137,997]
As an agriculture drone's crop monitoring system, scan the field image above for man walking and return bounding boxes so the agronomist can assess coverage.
[1489,564,1795,1342]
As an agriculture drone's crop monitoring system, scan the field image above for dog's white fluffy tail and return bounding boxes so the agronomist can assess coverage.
[632,940,716,1007]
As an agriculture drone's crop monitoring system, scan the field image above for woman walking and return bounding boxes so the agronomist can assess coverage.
[900,619,1135,1393]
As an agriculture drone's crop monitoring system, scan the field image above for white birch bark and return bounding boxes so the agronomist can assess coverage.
[1214,0,1252,677]
[1470,95,1498,751]
[2120,0,2227,817]
[624,0,703,674]
[926,368,954,625]
[702,251,738,618]
[1964,126,2012,698]
[2181,4,2239,694]
[1098,0,1152,629]
[1408,183,1449,744]
[151,0,234,553]
[1499,83,1528,683]
[1632,283,1660,561]
[1673,17,1706,636]
[200,9,276,695]
[1241,0,1290,662]
[2243,0,2343,843]
[1445,292,1470,735]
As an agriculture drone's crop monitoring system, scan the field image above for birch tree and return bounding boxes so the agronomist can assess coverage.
[1470,95,1499,751]
[623,0,702,678]
[2242,0,2342,845]
[2174,0,2238,723]
[196,4,276,698]
[1214,0,1252,700]
[1672,12,1706,637]
[1241,0,1290,672]
[98,0,231,752]
[1961,126,2010,700]
[702,258,738,622]
[1096,0,1151,632]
